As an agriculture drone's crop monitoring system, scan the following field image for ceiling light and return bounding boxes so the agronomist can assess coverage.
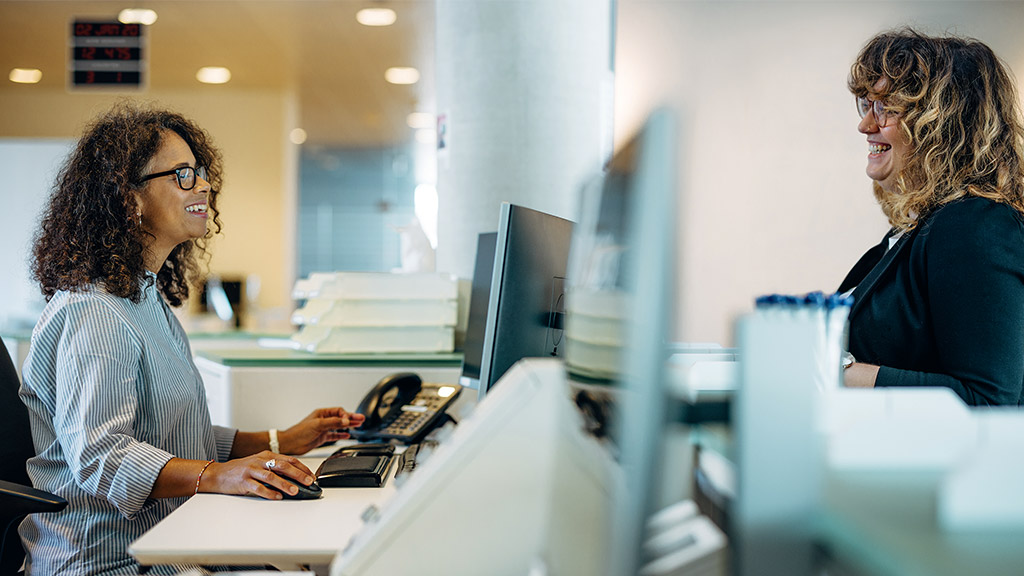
[406,112,434,129]
[9,68,42,84]
[290,128,308,145]
[385,67,419,85]
[196,67,231,84]
[356,8,397,26]
[118,9,158,25]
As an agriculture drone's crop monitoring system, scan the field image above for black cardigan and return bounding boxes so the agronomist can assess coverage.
[838,196,1024,406]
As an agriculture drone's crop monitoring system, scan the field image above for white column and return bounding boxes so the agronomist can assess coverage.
[434,0,614,279]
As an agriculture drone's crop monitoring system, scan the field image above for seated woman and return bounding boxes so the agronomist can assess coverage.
[19,102,364,575]
[840,28,1024,406]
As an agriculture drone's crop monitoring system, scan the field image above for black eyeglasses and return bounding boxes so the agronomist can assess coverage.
[139,165,208,191]
[856,95,895,128]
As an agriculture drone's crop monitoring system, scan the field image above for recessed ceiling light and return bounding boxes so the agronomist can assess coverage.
[197,67,231,84]
[290,128,308,145]
[385,67,419,85]
[406,112,434,129]
[9,68,42,84]
[356,8,397,26]
[118,9,158,25]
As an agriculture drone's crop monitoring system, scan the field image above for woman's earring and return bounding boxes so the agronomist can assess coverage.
[137,210,142,227]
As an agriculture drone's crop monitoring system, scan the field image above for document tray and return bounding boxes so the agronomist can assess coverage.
[316,454,394,488]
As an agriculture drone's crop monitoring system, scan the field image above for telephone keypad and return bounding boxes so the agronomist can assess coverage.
[381,401,435,436]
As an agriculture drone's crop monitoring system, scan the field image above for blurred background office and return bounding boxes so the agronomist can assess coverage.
[3,0,1024,350]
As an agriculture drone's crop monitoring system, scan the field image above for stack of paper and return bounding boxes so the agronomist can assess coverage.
[290,272,458,354]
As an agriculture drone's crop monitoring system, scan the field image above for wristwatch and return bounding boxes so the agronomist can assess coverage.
[841,351,856,370]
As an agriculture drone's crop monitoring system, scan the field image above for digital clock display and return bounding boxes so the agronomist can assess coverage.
[69,20,145,89]
[73,22,141,37]
[72,47,142,61]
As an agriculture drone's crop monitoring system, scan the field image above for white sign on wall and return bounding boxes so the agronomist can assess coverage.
[0,140,73,331]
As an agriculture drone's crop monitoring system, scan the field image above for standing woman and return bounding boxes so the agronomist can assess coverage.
[840,29,1024,406]
[19,102,364,575]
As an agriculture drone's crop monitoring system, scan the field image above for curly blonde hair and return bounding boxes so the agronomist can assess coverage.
[32,101,223,306]
[848,28,1024,230]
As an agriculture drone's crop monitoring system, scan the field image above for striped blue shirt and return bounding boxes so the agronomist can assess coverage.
[19,276,236,575]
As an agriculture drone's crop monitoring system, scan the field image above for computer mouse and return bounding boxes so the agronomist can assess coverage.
[263,474,323,500]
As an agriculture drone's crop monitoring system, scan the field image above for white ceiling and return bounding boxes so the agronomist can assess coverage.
[0,0,436,147]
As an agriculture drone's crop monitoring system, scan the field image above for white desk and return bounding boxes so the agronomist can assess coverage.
[129,448,393,573]
[131,359,620,576]
[195,349,465,430]
[133,348,468,573]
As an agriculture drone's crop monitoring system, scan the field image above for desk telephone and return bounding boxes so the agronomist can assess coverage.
[350,372,462,445]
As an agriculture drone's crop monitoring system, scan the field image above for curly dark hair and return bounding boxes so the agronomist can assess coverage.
[848,28,1024,230]
[32,101,223,306]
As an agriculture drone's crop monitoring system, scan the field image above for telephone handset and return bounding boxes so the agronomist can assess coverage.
[351,372,462,444]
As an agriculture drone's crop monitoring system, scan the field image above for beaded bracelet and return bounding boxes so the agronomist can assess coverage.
[194,460,215,495]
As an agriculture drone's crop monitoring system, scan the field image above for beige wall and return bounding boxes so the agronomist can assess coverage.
[0,87,298,322]
[616,1,1024,346]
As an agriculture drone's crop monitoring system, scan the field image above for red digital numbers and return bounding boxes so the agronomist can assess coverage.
[74,22,140,37]
[109,48,130,60]
[73,71,140,85]
[74,47,137,61]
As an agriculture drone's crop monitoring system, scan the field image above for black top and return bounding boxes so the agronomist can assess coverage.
[839,196,1024,406]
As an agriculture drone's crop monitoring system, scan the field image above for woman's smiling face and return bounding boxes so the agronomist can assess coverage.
[858,79,910,194]
[136,130,211,270]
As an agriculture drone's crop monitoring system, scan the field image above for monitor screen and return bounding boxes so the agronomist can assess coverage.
[459,232,498,390]
[574,109,676,575]
[331,360,614,576]
[477,203,574,399]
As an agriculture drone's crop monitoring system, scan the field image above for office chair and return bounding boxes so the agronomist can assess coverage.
[0,338,67,574]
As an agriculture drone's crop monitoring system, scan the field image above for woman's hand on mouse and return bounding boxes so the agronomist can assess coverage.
[278,408,366,455]
[201,451,315,500]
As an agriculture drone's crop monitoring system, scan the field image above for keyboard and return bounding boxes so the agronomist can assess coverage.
[393,439,438,484]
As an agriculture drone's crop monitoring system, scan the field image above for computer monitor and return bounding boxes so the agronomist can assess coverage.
[458,232,497,390]
[331,359,616,576]
[476,203,575,400]
[563,109,679,575]
[597,109,678,576]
